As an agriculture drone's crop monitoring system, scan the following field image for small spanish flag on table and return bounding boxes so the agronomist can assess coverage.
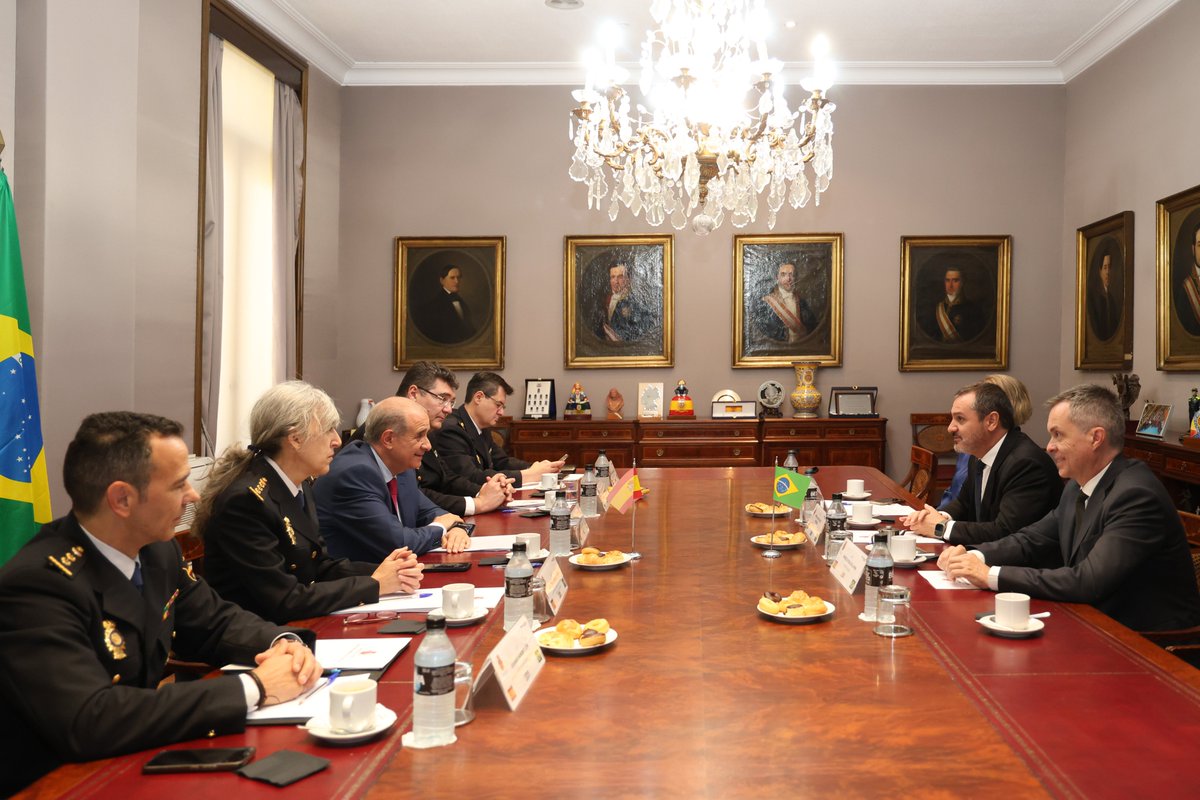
[605,467,646,514]
[773,467,810,511]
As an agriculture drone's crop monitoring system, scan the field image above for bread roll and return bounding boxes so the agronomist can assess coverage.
[578,628,606,647]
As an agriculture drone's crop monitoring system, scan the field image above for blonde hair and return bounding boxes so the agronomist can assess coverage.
[985,374,1032,427]
[195,381,340,536]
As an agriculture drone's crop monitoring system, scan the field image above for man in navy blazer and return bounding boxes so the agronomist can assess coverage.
[315,397,470,558]
[940,385,1200,632]
[904,381,1061,546]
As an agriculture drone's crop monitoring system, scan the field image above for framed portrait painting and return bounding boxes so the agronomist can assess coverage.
[899,235,1011,371]
[1157,183,1200,370]
[564,234,674,368]
[1074,211,1133,370]
[394,236,505,370]
[732,233,843,367]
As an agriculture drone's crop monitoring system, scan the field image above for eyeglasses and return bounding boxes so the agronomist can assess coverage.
[486,395,507,411]
[416,385,455,408]
[341,611,400,626]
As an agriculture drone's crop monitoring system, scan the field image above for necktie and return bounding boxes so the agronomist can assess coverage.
[131,562,144,593]
[975,460,986,512]
[297,489,307,509]
[1073,491,1088,549]
[387,477,399,515]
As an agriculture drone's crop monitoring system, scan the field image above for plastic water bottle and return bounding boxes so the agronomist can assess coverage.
[863,532,894,622]
[783,449,799,470]
[503,542,534,631]
[579,465,599,518]
[549,493,572,555]
[594,449,611,495]
[824,492,849,562]
[412,611,456,746]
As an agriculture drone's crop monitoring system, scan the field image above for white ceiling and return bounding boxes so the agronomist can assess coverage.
[229,0,1179,86]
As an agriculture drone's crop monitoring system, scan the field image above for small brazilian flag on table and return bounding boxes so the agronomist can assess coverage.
[773,467,809,511]
[0,169,51,566]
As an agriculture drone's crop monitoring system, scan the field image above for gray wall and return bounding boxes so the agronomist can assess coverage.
[1061,0,1200,433]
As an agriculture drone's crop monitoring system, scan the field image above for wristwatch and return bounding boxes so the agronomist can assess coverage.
[934,520,947,538]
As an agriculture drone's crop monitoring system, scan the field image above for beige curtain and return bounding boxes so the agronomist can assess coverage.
[199,34,224,456]
[273,82,303,378]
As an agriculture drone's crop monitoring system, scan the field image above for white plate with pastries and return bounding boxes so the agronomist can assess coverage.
[744,502,794,518]
[567,551,633,570]
[749,533,807,550]
[756,599,835,625]
[534,624,619,655]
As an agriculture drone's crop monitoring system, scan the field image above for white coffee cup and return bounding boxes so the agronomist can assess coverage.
[846,479,865,496]
[889,533,917,562]
[539,473,556,489]
[542,490,556,511]
[851,502,874,524]
[517,532,542,555]
[442,582,476,620]
[995,592,1031,630]
[329,677,377,733]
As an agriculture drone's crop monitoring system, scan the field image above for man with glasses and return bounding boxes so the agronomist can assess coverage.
[315,397,470,558]
[397,361,510,516]
[435,372,564,486]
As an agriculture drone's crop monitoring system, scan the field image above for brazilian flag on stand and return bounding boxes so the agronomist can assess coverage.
[773,467,810,511]
[0,169,51,566]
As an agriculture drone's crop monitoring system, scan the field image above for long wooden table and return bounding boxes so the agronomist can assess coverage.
[21,467,1200,799]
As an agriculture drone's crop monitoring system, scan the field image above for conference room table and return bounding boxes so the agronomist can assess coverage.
[20,467,1200,799]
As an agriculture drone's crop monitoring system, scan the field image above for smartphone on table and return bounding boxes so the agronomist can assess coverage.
[143,747,255,773]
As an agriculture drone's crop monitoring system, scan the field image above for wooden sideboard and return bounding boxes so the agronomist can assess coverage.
[1124,430,1200,512]
[508,417,887,469]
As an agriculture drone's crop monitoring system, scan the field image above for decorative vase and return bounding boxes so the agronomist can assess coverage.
[789,362,821,418]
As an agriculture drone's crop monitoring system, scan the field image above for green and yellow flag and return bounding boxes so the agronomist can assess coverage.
[0,170,51,565]
[773,467,809,511]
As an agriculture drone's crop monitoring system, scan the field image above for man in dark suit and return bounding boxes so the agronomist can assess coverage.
[940,385,1200,632]
[414,263,476,344]
[0,412,320,795]
[904,382,1061,546]
[316,397,469,559]
[397,361,510,516]
[433,371,563,486]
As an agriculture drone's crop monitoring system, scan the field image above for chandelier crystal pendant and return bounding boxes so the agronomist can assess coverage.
[568,0,836,235]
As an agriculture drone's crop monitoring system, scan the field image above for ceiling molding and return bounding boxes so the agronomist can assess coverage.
[1055,0,1178,82]
[230,0,354,83]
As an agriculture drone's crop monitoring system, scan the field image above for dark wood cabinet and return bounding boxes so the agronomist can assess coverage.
[508,417,887,470]
[1124,431,1200,512]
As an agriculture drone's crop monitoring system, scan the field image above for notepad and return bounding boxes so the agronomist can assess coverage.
[429,534,516,553]
[331,586,505,616]
[223,638,410,674]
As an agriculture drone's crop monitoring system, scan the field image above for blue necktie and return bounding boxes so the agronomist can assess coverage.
[131,562,144,593]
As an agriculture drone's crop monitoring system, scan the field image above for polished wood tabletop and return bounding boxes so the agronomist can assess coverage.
[21,467,1200,799]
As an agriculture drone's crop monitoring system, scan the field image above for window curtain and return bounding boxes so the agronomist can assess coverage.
[199,34,224,457]
[273,81,302,378]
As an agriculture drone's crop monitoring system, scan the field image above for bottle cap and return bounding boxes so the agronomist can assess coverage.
[426,610,447,630]
[873,532,888,544]
[513,542,526,552]
[831,492,843,500]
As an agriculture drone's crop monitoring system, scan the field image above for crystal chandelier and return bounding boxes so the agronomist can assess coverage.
[568,0,836,235]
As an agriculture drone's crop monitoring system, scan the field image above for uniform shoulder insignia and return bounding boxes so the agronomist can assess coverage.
[47,545,85,578]
[248,477,268,502]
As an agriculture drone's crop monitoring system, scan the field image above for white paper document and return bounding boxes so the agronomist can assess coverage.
[332,586,505,616]
[873,503,917,518]
[222,637,411,674]
[429,534,517,553]
[917,570,980,590]
[246,675,334,723]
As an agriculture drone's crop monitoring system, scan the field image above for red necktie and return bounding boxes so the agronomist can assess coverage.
[387,477,399,514]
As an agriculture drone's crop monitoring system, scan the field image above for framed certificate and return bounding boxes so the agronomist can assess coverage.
[523,379,556,420]
[828,386,878,417]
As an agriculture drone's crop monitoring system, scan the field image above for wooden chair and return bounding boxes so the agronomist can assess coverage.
[1140,511,1200,667]
[911,413,954,500]
[898,445,936,506]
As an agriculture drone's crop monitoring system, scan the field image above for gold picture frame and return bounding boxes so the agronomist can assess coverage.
[1156,183,1200,370]
[899,235,1011,371]
[732,233,844,368]
[1075,211,1134,370]
[394,236,505,370]
[564,234,674,368]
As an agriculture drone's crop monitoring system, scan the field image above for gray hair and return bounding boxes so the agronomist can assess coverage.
[1046,384,1125,450]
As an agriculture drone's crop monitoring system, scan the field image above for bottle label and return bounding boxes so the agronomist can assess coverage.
[866,564,893,587]
[582,483,597,498]
[550,514,570,531]
[828,516,846,531]
[506,574,532,599]
[596,465,609,478]
[415,662,455,696]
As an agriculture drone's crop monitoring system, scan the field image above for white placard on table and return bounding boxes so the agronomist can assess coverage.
[429,534,517,553]
[804,505,827,544]
[537,556,569,615]
[331,586,505,616]
[829,538,868,594]
[472,615,545,711]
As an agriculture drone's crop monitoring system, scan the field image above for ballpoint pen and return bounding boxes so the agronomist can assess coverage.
[297,668,341,705]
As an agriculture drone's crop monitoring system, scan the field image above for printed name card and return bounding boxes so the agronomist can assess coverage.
[805,505,826,544]
[537,556,568,614]
[829,539,867,594]
[473,616,545,711]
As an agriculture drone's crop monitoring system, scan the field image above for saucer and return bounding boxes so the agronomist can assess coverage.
[847,518,881,528]
[891,554,931,569]
[303,704,397,745]
[445,606,489,627]
[841,492,871,501]
[977,615,1045,639]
